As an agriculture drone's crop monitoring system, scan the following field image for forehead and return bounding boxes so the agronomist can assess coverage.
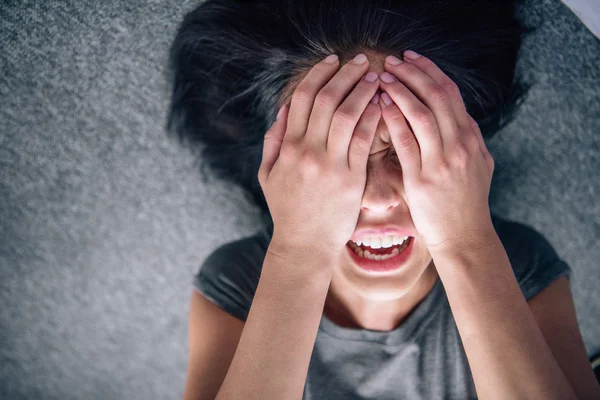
[283,50,389,99]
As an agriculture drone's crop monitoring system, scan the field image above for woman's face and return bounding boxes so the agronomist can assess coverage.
[285,52,436,302]
[339,113,436,302]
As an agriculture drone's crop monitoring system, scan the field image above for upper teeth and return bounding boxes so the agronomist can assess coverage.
[352,235,409,249]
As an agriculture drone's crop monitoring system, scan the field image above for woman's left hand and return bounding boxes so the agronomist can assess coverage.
[378,51,496,255]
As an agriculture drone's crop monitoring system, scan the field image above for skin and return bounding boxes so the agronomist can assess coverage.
[221,49,590,399]
[281,50,441,331]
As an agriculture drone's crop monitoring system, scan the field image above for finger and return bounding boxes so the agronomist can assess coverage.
[306,53,373,151]
[382,56,461,151]
[395,51,471,129]
[327,71,380,164]
[379,92,421,179]
[468,115,494,172]
[347,98,381,172]
[378,73,444,166]
[283,54,340,144]
[258,105,289,184]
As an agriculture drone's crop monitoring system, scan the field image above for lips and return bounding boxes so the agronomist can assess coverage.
[345,236,415,273]
[351,226,415,242]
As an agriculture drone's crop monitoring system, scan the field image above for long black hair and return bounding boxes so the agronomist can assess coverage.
[166,0,528,217]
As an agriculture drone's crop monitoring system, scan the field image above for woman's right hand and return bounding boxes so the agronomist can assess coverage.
[258,53,381,263]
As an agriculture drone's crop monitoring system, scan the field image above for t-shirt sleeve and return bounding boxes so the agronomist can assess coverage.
[493,216,574,301]
[192,234,266,322]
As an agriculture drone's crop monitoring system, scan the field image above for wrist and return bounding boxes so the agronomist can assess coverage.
[428,220,499,261]
[268,234,337,273]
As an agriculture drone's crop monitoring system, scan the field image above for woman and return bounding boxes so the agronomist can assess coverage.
[167,0,600,399]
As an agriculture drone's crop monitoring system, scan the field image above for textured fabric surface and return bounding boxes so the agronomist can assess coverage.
[563,0,600,38]
[0,0,598,399]
[193,214,572,399]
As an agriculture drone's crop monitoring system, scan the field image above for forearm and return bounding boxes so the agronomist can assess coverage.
[216,241,333,400]
[431,227,578,400]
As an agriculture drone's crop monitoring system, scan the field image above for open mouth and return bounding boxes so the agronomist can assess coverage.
[345,237,415,273]
[347,237,412,261]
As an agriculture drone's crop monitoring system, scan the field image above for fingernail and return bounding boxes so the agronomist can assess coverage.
[403,50,420,60]
[380,72,396,84]
[386,55,403,65]
[370,93,380,105]
[364,71,378,82]
[380,92,393,106]
[276,105,286,120]
[323,54,339,64]
[352,53,368,64]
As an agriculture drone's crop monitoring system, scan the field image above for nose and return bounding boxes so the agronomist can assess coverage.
[360,168,402,214]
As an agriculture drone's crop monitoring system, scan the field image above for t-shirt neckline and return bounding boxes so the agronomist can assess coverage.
[318,276,446,346]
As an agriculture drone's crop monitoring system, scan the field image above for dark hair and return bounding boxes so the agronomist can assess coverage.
[166,0,528,218]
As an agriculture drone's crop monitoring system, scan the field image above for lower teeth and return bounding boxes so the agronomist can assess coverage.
[351,239,410,261]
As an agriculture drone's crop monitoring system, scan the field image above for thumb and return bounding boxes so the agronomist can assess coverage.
[258,104,289,184]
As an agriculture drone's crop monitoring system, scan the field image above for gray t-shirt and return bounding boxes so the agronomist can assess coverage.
[193,213,572,399]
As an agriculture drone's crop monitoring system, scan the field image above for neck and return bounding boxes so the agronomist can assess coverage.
[324,261,439,331]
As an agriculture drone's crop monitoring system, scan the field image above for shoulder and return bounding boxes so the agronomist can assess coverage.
[193,224,271,321]
[200,227,269,281]
[491,214,573,301]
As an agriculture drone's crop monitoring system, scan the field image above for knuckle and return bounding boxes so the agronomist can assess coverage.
[292,85,313,104]
[452,144,470,162]
[363,103,381,119]
[298,148,320,169]
[388,112,407,126]
[405,63,424,77]
[412,108,434,127]
[314,89,337,108]
[429,85,449,103]
[403,62,418,73]
[466,135,481,152]
[332,108,356,128]
[351,132,371,153]
[417,56,432,66]
[457,121,472,134]
[341,59,364,72]
[303,63,330,81]
[394,134,414,150]
[263,129,277,140]
[444,79,461,97]
[436,159,452,174]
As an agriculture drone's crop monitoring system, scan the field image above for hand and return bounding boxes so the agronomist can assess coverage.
[259,54,381,261]
[378,51,496,254]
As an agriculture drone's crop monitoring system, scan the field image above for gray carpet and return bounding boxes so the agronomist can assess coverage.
[0,0,598,399]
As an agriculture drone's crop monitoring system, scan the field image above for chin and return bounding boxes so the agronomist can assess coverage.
[336,261,422,301]
[352,278,418,301]
[358,287,413,302]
